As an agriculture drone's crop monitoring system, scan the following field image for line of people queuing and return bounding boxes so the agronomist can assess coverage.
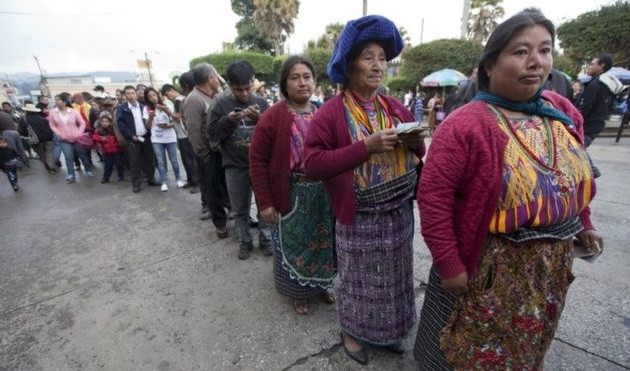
[1,9,607,370]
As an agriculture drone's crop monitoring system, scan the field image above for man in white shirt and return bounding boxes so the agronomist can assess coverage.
[115,85,159,193]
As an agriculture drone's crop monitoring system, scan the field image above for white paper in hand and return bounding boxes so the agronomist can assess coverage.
[396,121,421,134]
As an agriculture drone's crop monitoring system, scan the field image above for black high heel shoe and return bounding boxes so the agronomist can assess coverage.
[340,331,368,365]
[383,342,405,354]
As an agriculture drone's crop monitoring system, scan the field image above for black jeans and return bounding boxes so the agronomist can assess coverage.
[103,153,124,180]
[195,152,228,228]
[127,139,156,187]
[178,137,197,186]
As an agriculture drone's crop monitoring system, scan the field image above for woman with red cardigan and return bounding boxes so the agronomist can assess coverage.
[413,9,603,370]
[304,16,426,365]
[250,56,336,316]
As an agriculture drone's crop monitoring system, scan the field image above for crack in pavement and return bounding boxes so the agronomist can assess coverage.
[554,337,630,370]
[281,341,343,370]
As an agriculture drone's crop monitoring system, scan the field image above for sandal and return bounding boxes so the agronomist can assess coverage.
[293,299,309,315]
[321,289,336,304]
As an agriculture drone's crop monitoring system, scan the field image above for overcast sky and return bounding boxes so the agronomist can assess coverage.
[0,0,613,81]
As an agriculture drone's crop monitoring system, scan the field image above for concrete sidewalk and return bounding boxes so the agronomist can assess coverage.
[1,137,629,370]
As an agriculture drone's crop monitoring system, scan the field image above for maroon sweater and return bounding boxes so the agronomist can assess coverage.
[304,94,425,225]
[249,101,296,214]
[419,90,595,280]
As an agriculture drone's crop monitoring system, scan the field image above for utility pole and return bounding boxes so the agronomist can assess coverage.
[461,0,471,39]
[363,0,367,16]
[33,55,51,100]
[144,52,154,87]
[420,18,424,44]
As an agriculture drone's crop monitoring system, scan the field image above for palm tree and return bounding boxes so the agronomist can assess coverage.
[253,0,300,56]
[467,0,504,44]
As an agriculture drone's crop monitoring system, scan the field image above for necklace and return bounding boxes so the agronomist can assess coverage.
[491,105,571,194]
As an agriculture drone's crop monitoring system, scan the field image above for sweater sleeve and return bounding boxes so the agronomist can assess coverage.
[182,97,209,159]
[304,99,370,179]
[249,108,276,211]
[418,119,470,279]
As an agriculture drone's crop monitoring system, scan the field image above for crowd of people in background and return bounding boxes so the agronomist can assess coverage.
[0,8,619,369]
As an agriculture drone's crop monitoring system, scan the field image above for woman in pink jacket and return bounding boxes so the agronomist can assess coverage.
[49,92,93,182]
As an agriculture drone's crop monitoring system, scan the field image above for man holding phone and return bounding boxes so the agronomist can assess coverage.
[208,60,271,260]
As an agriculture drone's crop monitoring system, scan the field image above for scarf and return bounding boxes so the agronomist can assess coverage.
[473,89,574,128]
[342,91,413,189]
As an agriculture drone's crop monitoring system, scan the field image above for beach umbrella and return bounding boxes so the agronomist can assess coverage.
[420,68,467,87]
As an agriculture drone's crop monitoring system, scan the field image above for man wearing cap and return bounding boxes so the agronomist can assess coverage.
[93,85,105,95]
[23,103,56,173]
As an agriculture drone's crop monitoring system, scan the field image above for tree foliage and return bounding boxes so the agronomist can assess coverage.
[467,0,505,44]
[304,47,333,85]
[189,51,276,82]
[557,1,630,68]
[252,0,300,56]
[553,54,581,79]
[399,39,483,85]
[306,23,344,50]
[231,0,274,54]
[386,76,417,93]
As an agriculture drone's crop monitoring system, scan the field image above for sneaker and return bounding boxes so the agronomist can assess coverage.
[85,170,94,177]
[101,178,110,184]
[189,186,199,194]
[237,243,254,260]
[176,180,186,188]
[147,179,161,186]
[161,184,168,192]
[12,183,19,192]
[259,243,273,256]
[182,182,193,189]
[132,185,141,193]
[65,175,76,183]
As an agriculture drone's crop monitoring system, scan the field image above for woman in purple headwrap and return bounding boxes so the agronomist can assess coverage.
[304,15,426,365]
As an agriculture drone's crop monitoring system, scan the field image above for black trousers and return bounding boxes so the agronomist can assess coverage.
[178,137,197,186]
[127,139,156,187]
[195,152,228,228]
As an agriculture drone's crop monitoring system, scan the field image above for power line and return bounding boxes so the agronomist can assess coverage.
[0,28,56,47]
[0,10,124,16]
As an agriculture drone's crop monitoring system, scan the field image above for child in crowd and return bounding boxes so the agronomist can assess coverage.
[92,112,124,183]
[0,137,20,191]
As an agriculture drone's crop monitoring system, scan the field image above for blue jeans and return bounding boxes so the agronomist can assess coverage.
[152,142,180,184]
[59,140,92,177]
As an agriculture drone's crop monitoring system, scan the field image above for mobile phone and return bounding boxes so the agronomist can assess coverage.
[233,107,242,113]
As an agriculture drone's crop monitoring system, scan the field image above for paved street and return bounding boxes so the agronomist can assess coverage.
[1,137,629,371]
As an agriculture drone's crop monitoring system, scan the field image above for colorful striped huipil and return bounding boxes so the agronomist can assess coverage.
[489,110,595,233]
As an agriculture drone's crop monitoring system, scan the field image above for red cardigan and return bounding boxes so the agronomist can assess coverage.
[250,101,296,214]
[304,94,425,225]
[418,90,595,280]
